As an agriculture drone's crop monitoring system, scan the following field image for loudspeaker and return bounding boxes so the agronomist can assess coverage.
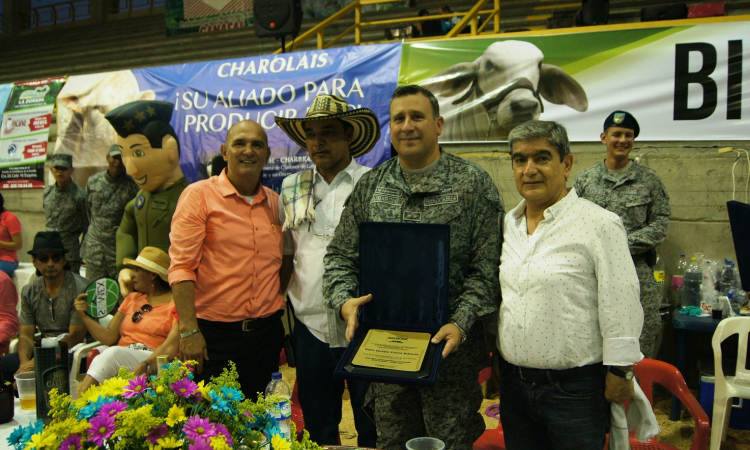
[253,0,303,38]
[641,4,688,22]
[579,0,609,26]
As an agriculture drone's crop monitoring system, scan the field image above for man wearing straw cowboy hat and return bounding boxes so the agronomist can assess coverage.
[275,94,379,447]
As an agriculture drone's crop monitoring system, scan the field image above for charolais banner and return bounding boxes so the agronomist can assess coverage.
[399,21,749,142]
[0,78,65,189]
[54,43,401,192]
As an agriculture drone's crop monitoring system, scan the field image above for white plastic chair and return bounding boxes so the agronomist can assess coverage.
[710,317,750,450]
[70,314,113,381]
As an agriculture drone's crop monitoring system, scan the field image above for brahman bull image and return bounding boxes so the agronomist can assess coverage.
[424,40,588,141]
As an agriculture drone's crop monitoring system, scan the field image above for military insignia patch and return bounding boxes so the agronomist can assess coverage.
[403,211,422,222]
[135,195,145,210]
[614,113,625,124]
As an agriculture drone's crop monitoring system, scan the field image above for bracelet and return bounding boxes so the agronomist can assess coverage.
[452,322,467,344]
[179,328,201,339]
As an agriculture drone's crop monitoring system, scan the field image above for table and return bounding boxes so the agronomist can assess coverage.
[0,398,37,441]
[671,310,722,421]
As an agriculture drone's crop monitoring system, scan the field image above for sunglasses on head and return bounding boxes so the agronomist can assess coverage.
[132,304,153,323]
[37,254,63,263]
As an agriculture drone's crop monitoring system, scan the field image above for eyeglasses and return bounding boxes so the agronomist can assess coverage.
[37,254,63,263]
[132,304,153,323]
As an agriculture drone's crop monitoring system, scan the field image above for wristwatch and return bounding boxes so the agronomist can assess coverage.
[452,322,467,344]
[179,328,201,339]
[608,366,635,380]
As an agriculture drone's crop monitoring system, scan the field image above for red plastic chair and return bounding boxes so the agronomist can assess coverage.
[473,359,709,450]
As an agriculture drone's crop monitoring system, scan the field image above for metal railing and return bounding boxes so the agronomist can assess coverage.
[109,0,166,16]
[25,1,91,28]
[274,0,501,54]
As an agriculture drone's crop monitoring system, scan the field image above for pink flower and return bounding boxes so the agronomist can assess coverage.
[87,414,116,446]
[213,422,233,446]
[188,438,213,450]
[123,374,149,399]
[60,434,82,450]
[147,424,169,444]
[170,378,198,398]
[98,400,127,418]
[183,415,217,441]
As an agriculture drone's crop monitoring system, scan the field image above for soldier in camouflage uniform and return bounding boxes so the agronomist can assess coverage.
[80,145,139,282]
[323,85,503,450]
[573,111,670,359]
[44,154,87,274]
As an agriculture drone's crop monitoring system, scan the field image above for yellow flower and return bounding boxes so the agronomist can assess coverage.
[157,436,183,449]
[75,386,105,409]
[271,434,292,450]
[210,435,231,450]
[155,385,165,395]
[165,404,187,427]
[100,377,129,396]
[196,380,211,401]
[148,443,163,450]
[23,432,55,450]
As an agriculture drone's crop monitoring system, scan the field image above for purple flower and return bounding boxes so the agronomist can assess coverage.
[87,414,116,446]
[170,378,198,398]
[123,374,149,399]
[60,434,82,450]
[188,438,213,450]
[183,415,217,441]
[147,424,169,444]
[98,400,127,418]
[213,422,233,447]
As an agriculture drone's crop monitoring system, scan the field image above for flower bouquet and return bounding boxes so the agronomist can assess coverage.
[7,360,322,450]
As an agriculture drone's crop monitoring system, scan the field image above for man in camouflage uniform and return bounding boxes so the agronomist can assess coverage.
[80,145,139,282]
[44,154,87,274]
[573,111,670,359]
[323,85,503,450]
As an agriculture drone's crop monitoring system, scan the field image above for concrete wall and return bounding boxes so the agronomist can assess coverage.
[447,139,750,306]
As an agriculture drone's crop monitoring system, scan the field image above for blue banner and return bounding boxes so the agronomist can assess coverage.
[132,43,401,191]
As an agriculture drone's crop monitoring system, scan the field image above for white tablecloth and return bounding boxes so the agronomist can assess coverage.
[0,398,37,441]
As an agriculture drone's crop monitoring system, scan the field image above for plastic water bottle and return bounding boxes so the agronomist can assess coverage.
[653,249,666,298]
[682,257,703,308]
[720,259,736,295]
[672,254,687,304]
[265,373,291,439]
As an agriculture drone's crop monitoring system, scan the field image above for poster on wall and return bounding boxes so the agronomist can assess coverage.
[0,77,65,189]
[399,21,749,142]
[165,0,254,36]
[54,43,401,192]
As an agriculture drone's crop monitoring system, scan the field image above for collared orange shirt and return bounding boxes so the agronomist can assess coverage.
[168,170,284,322]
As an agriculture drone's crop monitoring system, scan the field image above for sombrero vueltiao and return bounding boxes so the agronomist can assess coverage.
[275,94,381,158]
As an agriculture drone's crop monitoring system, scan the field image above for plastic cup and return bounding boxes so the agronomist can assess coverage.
[406,437,446,450]
[69,380,79,401]
[14,372,36,410]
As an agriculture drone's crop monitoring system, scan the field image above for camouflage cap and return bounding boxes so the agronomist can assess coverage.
[108,144,122,157]
[104,101,174,138]
[49,153,73,169]
[603,110,640,138]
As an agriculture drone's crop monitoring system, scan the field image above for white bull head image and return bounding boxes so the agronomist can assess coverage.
[424,40,588,141]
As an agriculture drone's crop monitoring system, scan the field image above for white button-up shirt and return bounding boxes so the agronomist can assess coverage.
[498,188,643,370]
[280,159,370,347]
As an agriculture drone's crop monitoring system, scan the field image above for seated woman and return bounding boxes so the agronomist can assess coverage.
[75,247,178,394]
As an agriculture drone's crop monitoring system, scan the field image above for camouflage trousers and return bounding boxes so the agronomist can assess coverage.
[367,329,486,450]
[635,261,663,359]
[83,262,115,285]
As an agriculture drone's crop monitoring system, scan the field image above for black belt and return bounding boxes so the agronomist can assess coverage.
[198,309,283,332]
[505,361,605,384]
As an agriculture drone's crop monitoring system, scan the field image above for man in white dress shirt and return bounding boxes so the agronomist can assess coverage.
[275,94,379,447]
[497,120,644,450]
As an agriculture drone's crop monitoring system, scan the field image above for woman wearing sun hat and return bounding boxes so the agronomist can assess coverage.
[74,246,178,394]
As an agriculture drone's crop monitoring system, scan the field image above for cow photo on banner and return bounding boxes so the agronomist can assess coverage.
[53,43,402,192]
[399,20,749,142]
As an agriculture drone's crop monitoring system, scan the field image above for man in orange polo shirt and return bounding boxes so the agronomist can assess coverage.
[168,120,284,398]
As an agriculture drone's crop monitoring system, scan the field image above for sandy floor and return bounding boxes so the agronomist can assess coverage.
[279,364,750,449]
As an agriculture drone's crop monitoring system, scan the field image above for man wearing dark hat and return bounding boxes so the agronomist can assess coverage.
[274,94,378,447]
[44,153,87,274]
[169,119,285,400]
[574,110,671,359]
[104,101,188,296]
[81,144,140,282]
[0,232,89,381]
[323,85,503,450]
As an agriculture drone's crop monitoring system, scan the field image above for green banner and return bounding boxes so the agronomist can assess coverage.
[165,0,254,36]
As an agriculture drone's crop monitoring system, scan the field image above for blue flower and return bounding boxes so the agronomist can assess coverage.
[219,386,244,402]
[251,411,280,437]
[8,420,43,450]
[78,396,116,419]
[208,390,233,414]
